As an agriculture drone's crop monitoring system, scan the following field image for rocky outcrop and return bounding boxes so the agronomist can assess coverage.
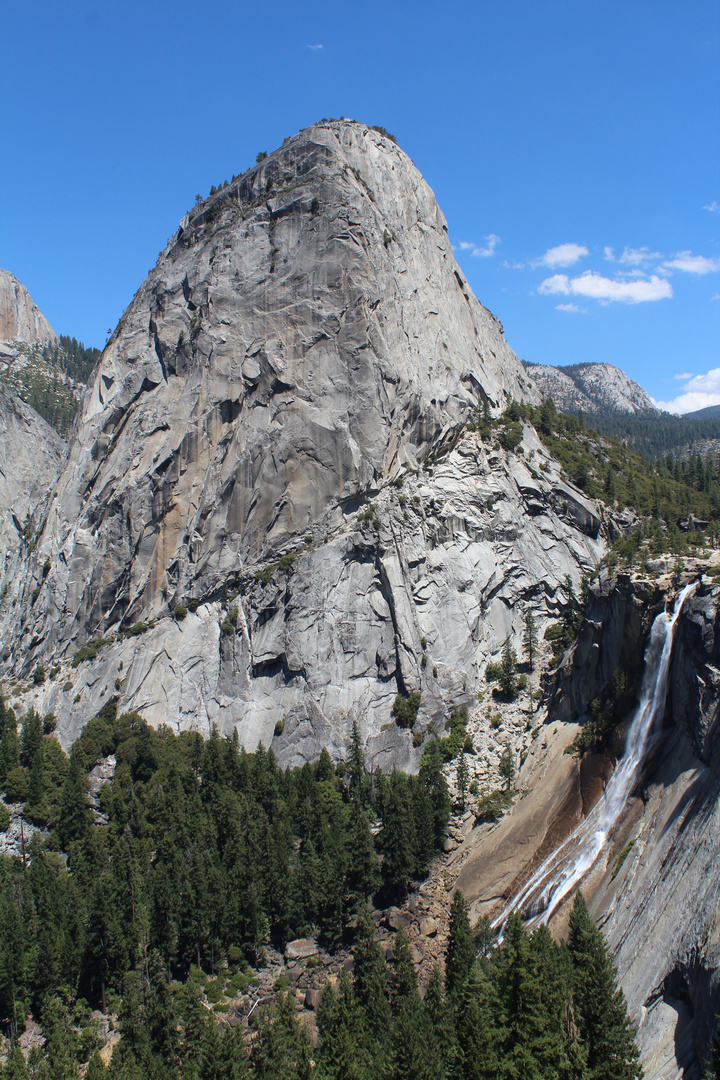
[0,269,56,346]
[1,120,604,766]
[525,361,660,416]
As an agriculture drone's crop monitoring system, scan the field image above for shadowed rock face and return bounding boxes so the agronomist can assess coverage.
[2,120,603,763]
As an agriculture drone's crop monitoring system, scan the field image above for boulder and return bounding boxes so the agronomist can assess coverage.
[284,938,318,962]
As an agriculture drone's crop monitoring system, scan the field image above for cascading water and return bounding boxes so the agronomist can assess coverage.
[492,583,694,937]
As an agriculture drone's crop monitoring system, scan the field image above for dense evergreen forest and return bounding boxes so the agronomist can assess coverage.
[0,692,644,1079]
[580,410,720,463]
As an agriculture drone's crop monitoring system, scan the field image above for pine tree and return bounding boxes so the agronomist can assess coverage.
[221,1023,251,1080]
[352,905,392,1039]
[4,1049,30,1080]
[252,992,312,1080]
[499,747,516,790]
[346,807,381,902]
[423,965,456,1079]
[567,893,642,1080]
[455,960,503,1080]
[58,746,92,849]
[445,890,475,1007]
[379,773,416,892]
[499,636,518,700]
[348,720,367,805]
[85,1054,109,1079]
[523,610,539,671]
[419,739,452,845]
[495,911,551,1080]
[386,931,429,1080]
[316,973,369,1080]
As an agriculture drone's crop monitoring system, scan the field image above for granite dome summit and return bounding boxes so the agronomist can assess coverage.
[2,119,601,762]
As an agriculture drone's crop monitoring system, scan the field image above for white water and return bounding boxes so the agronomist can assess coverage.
[492,583,694,937]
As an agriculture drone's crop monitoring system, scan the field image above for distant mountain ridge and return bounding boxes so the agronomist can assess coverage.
[525,361,660,417]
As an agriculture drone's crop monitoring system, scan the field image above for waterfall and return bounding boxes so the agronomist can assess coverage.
[492,583,694,937]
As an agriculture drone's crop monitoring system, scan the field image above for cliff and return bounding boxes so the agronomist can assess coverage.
[0,120,603,765]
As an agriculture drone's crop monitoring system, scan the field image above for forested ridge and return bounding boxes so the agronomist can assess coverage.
[0,697,646,1078]
[0,335,100,435]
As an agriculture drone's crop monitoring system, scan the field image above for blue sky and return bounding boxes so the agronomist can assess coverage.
[1,0,718,413]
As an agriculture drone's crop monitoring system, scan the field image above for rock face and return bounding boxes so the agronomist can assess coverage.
[456,568,720,1079]
[0,386,66,609]
[0,269,56,346]
[525,361,660,416]
[1,120,603,764]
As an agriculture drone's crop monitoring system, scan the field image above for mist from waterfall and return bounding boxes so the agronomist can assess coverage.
[492,583,694,937]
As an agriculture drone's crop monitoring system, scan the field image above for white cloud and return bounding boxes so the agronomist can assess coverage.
[457,235,500,258]
[535,243,589,269]
[675,372,694,380]
[538,271,672,304]
[604,246,615,261]
[704,201,720,213]
[654,368,720,414]
[663,251,720,274]
[307,43,323,49]
[555,303,583,313]
[617,246,662,265]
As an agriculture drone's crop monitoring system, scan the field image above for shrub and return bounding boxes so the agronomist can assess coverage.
[371,125,397,143]
[0,803,9,832]
[72,638,111,667]
[498,421,523,451]
[475,788,513,823]
[274,720,284,737]
[392,691,421,728]
[43,558,51,577]
[611,840,635,879]
[33,665,46,685]
[173,604,187,621]
[43,713,57,734]
[123,621,148,638]
[486,661,502,682]
[188,600,200,612]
